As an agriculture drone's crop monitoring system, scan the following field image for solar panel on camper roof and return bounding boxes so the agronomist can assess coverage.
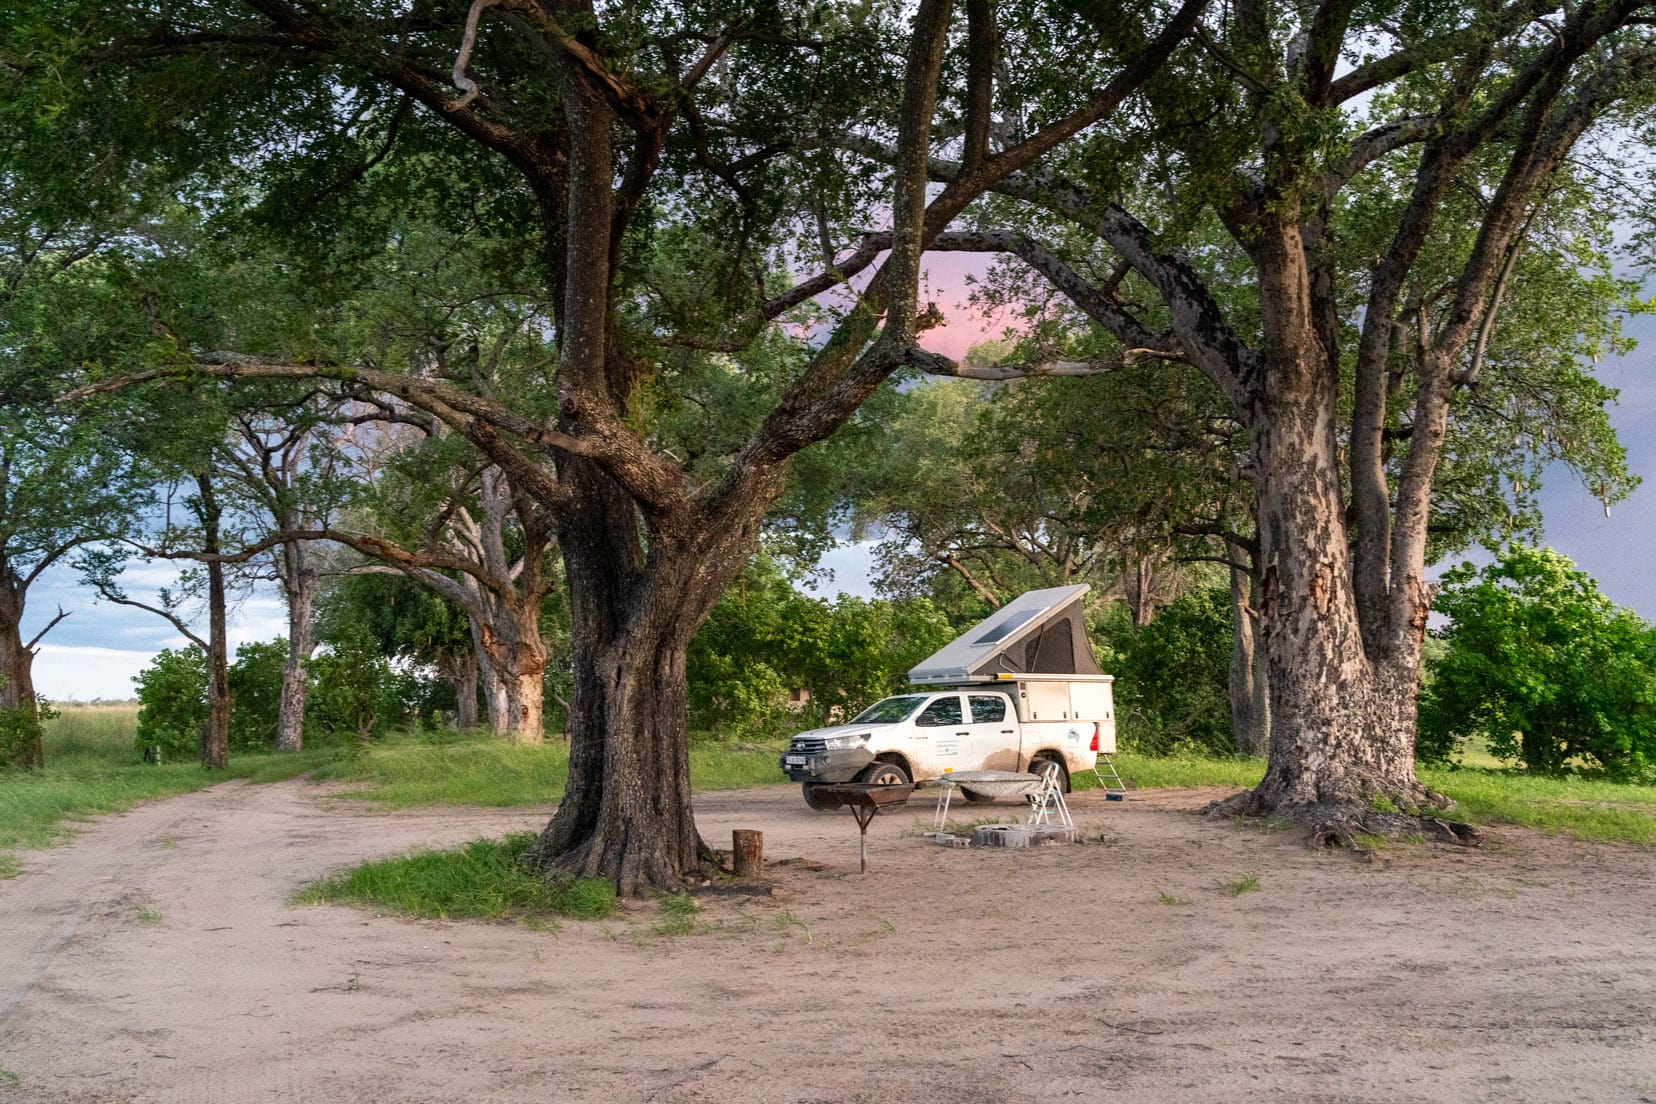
[971,606,1045,646]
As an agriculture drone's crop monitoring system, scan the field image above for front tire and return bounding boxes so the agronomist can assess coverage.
[858,761,911,787]
[801,782,834,811]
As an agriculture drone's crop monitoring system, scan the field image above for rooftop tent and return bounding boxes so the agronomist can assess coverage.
[908,585,1105,684]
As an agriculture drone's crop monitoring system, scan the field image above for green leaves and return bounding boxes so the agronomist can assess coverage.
[685,555,956,737]
[1421,546,1656,779]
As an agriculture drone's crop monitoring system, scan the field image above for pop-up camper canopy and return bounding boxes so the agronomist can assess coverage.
[908,584,1105,684]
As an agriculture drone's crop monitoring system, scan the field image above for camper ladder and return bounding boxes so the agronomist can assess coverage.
[1092,753,1127,800]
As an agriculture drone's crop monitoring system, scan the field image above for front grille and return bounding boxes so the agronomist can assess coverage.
[789,737,828,755]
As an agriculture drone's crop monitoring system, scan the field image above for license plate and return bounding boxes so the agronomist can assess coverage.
[784,755,808,766]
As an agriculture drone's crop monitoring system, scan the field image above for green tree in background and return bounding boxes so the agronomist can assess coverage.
[688,557,956,739]
[1420,547,1656,779]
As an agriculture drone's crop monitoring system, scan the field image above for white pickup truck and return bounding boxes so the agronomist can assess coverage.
[779,584,1118,810]
[780,674,1116,809]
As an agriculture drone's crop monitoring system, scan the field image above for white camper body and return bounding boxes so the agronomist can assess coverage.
[779,587,1118,806]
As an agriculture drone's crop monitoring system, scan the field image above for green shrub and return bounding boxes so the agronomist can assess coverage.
[133,647,209,759]
[0,703,46,769]
[228,640,288,750]
[687,556,957,737]
[307,629,400,741]
[1110,588,1236,757]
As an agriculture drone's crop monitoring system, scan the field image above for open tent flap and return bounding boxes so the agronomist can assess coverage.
[908,585,1105,684]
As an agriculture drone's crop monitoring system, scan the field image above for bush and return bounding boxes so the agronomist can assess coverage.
[1420,546,1656,778]
[0,703,46,768]
[228,640,288,750]
[133,647,209,759]
[307,629,401,741]
[1109,588,1236,757]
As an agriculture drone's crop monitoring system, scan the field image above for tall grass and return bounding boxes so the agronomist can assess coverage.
[311,731,790,807]
[294,832,615,922]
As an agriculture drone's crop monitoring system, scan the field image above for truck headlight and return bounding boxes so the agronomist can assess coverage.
[821,733,871,751]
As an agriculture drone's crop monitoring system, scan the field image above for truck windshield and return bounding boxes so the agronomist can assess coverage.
[849,696,927,724]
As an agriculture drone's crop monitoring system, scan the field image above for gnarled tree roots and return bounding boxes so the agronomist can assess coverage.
[1206,787,1480,853]
[523,832,727,896]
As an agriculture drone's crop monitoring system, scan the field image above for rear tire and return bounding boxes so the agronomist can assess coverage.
[1027,755,1071,793]
[858,761,911,787]
[801,782,834,811]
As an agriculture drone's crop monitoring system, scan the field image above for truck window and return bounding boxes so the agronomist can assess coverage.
[917,695,963,726]
[849,695,927,724]
[968,694,1007,723]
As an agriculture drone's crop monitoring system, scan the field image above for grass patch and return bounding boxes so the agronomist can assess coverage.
[0,853,20,880]
[1218,871,1261,896]
[294,831,615,923]
[1072,752,1266,792]
[651,892,707,936]
[1072,748,1656,846]
[1422,766,1656,844]
[310,731,789,808]
[311,739,572,807]
[0,706,335,852]
[1155,888,1191,906]
[132,906,162,925]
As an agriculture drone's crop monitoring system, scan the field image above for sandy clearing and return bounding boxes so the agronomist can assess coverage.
[1,777,1654,1104]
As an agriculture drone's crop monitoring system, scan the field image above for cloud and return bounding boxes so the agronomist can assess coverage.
[33,644,162,702]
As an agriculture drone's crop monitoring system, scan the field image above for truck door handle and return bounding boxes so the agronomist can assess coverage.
[1000,729,1015,734]
[956,730,970,737]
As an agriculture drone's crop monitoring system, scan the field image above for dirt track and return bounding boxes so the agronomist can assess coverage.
[2,777,1654,1103]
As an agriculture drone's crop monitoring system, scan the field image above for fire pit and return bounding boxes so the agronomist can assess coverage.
[805,782,915,872]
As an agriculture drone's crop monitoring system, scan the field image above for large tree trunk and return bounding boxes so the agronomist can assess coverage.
[1214,255,1443,834]
[0,575,43,769]
[1227,546,1269,758]
[528,463,763,894]
[275,540,316,753]
[530,619,701,893]
[199,474,231,770]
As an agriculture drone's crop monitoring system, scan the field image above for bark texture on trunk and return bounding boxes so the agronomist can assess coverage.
[0,577,43,769]
[1204,237,1451,841]
[199,474,230,770]
[275,541,316,753]
[529,465,768,893]
[476,606,546,745]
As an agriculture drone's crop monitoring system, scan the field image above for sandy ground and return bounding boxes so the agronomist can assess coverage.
[2,778,1654,1104]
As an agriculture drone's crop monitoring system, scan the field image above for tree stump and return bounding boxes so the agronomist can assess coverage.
[732,829,763,879]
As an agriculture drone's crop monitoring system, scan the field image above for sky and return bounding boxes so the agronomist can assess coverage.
[21,255,1656,701]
